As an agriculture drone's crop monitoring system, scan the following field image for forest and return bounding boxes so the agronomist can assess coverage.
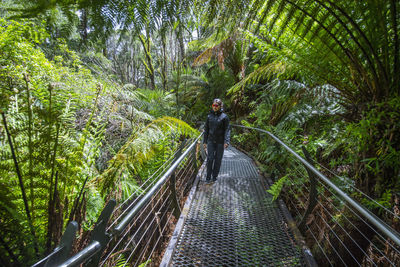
[0,0,399,266]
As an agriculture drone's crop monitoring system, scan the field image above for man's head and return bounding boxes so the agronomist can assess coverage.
[212,98,222,112]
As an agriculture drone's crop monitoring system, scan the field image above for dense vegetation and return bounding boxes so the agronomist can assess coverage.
[0,0,399,266]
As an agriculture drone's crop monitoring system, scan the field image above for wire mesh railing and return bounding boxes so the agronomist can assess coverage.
[33,134,204,267]
[231,124,400,266]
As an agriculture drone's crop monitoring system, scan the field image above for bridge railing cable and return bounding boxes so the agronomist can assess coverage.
[231,124,400,266]
[32,133,203,267]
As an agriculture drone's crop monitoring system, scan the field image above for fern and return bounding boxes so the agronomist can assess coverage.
[228,62,287,95]
[98,116,198,199]
[0,19,121,264]
[268,0,286,32]
[267,175,288,201]
[138,259,152,267]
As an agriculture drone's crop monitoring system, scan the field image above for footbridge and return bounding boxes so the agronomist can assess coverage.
[33,125,400,266]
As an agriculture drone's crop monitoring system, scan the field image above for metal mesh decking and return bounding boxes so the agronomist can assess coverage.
[169,147,306,266]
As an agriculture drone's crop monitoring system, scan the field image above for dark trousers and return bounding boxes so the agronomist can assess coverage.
[206,141,224,180]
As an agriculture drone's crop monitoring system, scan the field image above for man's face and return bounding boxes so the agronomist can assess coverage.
[212,102,221,112]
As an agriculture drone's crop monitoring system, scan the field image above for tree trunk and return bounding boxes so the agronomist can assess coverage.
[1,111,39,256]
[23,74,34,217]
[390,0,399,94]
[139,31,155,90]
[161,33,168,91]
[80,8,88,47]
[177,24,186,67]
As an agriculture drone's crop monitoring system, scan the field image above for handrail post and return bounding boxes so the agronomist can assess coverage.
[298,147,318,233]
[58,199,116,267]
[85,199,116,267]
[169,140,187,218]
[199,138,206,161]
[192,141,198,171]
[31,221,78,267]
[170,172,181,218]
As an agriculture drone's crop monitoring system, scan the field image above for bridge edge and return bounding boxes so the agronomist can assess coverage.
[159,161,207,267]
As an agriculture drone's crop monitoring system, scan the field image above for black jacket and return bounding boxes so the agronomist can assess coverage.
[203,110,230,144]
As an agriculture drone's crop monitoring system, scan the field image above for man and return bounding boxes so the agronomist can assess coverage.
[203,98,230,183]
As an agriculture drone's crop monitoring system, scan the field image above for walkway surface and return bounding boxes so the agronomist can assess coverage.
[165,147,307,266]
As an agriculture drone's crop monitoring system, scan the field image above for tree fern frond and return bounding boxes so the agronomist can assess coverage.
[268,0,286,32]
[228,61,287,95]
[243,0,262,31]
[298,5,318,40]
[277,4,297,39]
[192,47,213,67]
[291,0,311,34]
[309,10,330,41]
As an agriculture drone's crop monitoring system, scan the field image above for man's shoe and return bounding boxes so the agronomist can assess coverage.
[211,177,217,182]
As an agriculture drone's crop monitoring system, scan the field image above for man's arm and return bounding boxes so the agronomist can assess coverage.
[224,115,230,147]
[203,115,209,144]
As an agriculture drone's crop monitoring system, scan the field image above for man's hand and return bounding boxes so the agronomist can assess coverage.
[224,143,229,149]
[203,143,207,150]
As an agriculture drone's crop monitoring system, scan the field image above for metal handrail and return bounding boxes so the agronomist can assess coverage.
[59,241,101,267]
[34,133,203,267]
[31,222,78,267]
[114,133,203,234]
[232,124,400,247]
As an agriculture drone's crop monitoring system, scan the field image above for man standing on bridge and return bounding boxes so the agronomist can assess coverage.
[203,98,230,183]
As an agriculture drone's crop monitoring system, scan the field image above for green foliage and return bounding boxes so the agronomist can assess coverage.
[357,190,392,216]
[81,187,105,231]
[343,98,400,196]
[98,116,199,200]
[1,1,399,266]
[113,254,152,267]
[0,15,201,265]
[209,0,400,103]
[138,259,151,267]
[115,255,128,267]
[207,68,236,97]
[267,175,287,201]
[0,19,48,110]
[137,88,176,117]
[0,18,119,264]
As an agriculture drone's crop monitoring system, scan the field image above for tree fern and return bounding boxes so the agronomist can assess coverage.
[199,0,399,106]
[0,19,117,264]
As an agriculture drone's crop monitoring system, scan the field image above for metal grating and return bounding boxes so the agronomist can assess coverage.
[171,147,306,266]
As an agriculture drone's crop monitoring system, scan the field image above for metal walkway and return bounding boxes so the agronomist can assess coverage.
[164,147,307,266]
[32,130,400,267]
